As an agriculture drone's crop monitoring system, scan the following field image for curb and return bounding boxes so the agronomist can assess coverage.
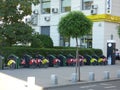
[43,78,120,90]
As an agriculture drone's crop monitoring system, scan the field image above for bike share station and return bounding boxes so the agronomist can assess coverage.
[107,40,116,65]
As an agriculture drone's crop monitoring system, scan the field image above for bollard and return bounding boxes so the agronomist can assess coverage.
[117,70,120,78]
[104,71,110,80]
[51,74,58,85]
[27,76,35,89]
[71,73,77,83]
[89,72,95,81]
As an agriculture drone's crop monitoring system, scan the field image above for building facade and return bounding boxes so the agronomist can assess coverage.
[30,0,120,55]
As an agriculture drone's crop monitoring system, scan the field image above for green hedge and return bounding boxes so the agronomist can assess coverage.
[0,47,103,63]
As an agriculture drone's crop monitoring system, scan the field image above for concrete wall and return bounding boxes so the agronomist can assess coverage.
[112,0,120,16]
[92,21,120,55]
[92,22,105,54]
[71,0,81,11]
[50,26,60,46]
[94,0,106,14]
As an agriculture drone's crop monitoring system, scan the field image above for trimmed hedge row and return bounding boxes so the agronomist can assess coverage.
[0,47,103,63]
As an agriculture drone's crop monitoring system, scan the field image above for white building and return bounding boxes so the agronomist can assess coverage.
[30,0,120,55]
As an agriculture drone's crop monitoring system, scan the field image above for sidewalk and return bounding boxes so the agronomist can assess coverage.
[0,61,120,90]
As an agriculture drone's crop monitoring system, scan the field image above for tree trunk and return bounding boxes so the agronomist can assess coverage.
[75,37,80,81]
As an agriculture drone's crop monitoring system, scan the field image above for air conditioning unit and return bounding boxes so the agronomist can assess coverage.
[44,16,50,21]
[25,17,31,23]
[52,8,58,13]
[91,9,97,15]
[91,4,98,9]
[33,9,38,14]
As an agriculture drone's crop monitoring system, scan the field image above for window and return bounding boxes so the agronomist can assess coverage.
[41,0,51,14]
[61,0,71,13]
[41,26,50,36]
[59,35,70,47]
[60,36,65,46]
[82,0,93,10]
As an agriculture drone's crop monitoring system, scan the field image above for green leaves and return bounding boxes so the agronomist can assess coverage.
[31,33,53,48]
[0,22,34,46]
[58,11,93,38]
[118,25,120,38]
[0,0,39,46]
[0,0,39,22]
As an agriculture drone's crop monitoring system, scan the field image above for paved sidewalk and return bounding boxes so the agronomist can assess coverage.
[0,61,120,90]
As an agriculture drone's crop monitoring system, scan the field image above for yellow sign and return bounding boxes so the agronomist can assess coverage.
[87,14,120,23]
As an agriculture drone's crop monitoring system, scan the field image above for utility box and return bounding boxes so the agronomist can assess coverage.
[107,40,116,65]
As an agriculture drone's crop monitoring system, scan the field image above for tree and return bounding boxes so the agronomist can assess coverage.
[58,11,93,81]
[31,33,53,48]
[0,0,39,46]
[0,22,34,46]
[117,25,120,38]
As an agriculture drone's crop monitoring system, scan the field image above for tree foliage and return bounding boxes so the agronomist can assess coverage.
[31,33,53,48]
[0,0,39,23]
[58,11,93,38]
[0,0,39,46]
[117,25,120,38]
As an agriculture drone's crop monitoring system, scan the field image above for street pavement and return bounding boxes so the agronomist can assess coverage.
[0,60,120,90]
[44,80,120,90]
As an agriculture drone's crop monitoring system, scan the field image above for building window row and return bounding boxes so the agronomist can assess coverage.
[82,0,93,10]
[61,0,71,13]
[40,26,92,48]
[40,0,93,47]
[41,0,93,14]
[41,0,51,14]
